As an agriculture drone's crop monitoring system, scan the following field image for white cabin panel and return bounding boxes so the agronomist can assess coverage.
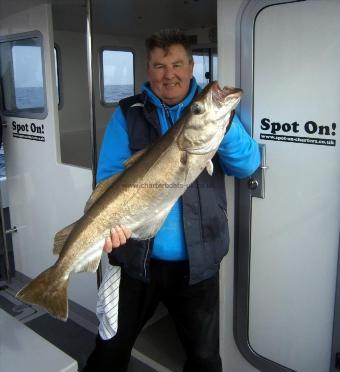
[92,33,147,149]
[54,30,92,168]
[54,27,147,168]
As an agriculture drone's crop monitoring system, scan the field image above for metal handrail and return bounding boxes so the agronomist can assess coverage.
[85,0,102,287]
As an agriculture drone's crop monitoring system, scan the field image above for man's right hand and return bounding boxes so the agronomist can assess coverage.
[103,226,132,253]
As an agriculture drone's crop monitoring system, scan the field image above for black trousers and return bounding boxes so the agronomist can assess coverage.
[83,260,222,372]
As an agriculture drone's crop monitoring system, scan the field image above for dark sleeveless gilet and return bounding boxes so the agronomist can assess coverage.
[107,93,229,284]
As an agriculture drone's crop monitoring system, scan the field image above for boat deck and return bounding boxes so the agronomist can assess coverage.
[0,277,158,372]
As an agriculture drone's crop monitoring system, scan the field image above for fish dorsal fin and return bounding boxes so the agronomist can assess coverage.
[123,149,147,168]
[53,222,77,255]
[84,173,122,213]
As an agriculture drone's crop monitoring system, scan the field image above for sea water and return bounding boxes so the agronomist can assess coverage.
[14,85,134,109]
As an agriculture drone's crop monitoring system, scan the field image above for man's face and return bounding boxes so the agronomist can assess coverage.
[147,44,194,106]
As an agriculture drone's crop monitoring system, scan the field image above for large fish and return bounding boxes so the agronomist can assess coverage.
[16,82,242,320]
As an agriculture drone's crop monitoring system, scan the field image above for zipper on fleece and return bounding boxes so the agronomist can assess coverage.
[162,103,173,128]
[195,182,204,244]
[143,239,151,280]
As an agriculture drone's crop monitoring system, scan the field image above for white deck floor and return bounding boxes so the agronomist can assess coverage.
[0,308,78,372]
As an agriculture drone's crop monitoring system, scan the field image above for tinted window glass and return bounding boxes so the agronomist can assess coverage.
[193,48,218,88]
[193,54,209,88]
[101,49,134,104]
[0,33,46,118]
[12,41,44,109]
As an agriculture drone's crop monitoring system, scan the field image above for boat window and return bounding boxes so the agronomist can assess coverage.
[54,44,63,109]
[100,48,135,106]
[0,31,47,119]
[193,54,209,88]
[193,48,218,88]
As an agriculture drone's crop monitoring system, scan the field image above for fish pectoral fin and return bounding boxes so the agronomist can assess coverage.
[132,207,172,240]
[84,173,122,213]
[180,151,191,182]
[206,160,214,175]
[180,151,188,165]
[53,222,77,255]
[181,152,196,183]
[124,149,148,168]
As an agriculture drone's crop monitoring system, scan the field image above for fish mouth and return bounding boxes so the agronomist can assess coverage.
[211,82,243,105]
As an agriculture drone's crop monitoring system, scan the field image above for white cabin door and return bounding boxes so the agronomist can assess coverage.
[0,3,95,312]
[234,1,340,372]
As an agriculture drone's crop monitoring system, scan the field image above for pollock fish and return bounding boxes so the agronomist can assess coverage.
[16,82,242,320]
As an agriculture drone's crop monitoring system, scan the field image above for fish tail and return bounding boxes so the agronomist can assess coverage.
[16,266,69,321]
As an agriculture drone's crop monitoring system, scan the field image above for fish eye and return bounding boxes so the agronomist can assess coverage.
[191,102,205,115]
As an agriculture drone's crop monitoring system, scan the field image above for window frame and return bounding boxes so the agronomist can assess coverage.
[192,47,218,88]
[54,43,63,110]
[0,30,48,119]
[99,46,135,107]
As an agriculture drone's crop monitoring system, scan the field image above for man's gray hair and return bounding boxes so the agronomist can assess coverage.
[145,29,193,64]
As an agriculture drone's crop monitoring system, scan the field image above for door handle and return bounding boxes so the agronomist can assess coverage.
[5,226,17,235]
[248,144,268,199]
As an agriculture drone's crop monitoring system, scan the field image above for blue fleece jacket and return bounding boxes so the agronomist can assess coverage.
[97,78,260,261]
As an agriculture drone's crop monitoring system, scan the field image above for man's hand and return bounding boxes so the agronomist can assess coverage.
[103,226,132,253]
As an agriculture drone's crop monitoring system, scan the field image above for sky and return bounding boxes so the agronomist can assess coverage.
[12,45,43,88]
[103,50,134,85]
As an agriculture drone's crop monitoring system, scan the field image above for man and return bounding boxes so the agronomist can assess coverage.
[84,29,260,372]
